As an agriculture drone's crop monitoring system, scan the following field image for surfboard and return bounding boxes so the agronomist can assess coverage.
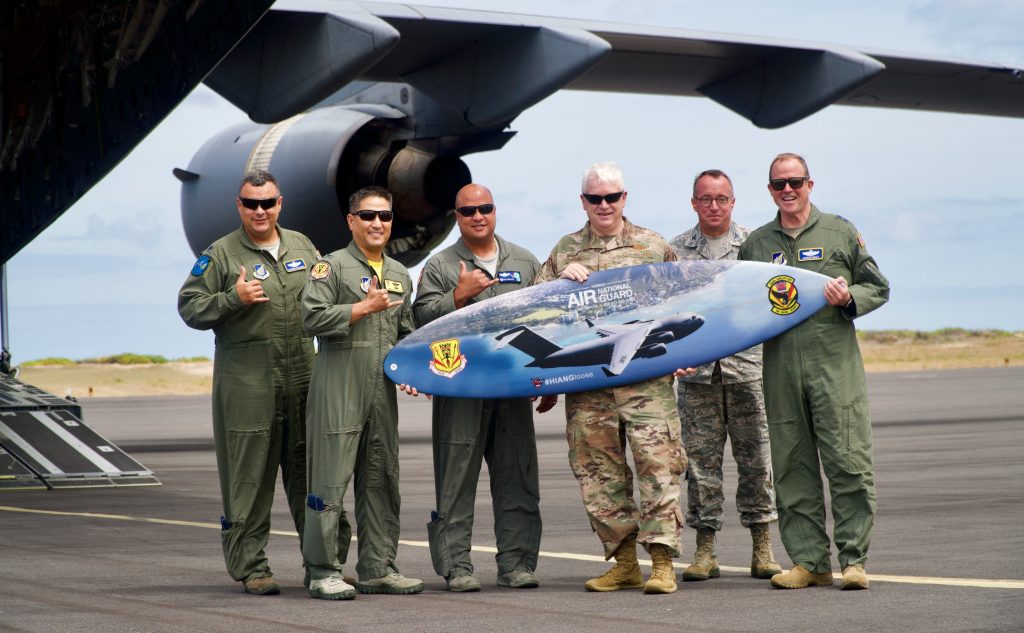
[385,260,830,398]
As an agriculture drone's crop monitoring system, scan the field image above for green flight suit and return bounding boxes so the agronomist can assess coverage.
[738,205,889,573]
[413,235,543,581]
[178,226,317,583]
[301,242,415,581]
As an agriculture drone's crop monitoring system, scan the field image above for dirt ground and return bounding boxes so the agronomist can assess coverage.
[15,333,1024,398]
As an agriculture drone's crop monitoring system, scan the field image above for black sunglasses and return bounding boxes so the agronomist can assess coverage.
[238,197,280,210]
[455,204,495,217]
[352,209,394,222]
[582,191,624,205]
[769,177,808,191]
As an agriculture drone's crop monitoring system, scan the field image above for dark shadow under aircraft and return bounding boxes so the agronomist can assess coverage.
[495,313,704,377]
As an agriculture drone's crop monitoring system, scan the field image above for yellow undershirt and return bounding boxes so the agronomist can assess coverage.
[368,259,383,285]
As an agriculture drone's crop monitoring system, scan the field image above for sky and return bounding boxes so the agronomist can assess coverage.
[6,0,1024,362]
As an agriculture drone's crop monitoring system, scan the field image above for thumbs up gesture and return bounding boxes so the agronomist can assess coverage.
[235,265,270,305]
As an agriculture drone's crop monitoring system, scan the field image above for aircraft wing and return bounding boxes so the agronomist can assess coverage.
[205,1,1024,129]
[607,322,657,376]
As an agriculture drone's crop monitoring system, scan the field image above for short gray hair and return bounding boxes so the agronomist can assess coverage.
[581,162,624,192]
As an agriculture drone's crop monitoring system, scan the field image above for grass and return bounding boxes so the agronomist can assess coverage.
[13,330,1022,397]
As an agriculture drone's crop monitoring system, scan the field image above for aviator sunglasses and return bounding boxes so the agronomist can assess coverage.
[456,204,495,217]
[769,177,808,191]
[238,197,280,210]
[351,209,394,222]
[581,191,624,205]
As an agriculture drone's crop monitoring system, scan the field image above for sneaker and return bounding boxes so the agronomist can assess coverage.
[841,564,869,590]
[242,575,280,596]
[447,574,482,592]
[770,565,834,589]
[496,569,539,589]
[304,569,356,589]
[355,572,424,595]
[308,574,357,600]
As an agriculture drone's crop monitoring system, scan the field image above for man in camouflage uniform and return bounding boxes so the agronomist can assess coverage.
[301,186,423,600]
[739,153,889,591]
[668,169,781,582]
[533,162,687,595]
[414,183,546,592]
[178,169,318,595]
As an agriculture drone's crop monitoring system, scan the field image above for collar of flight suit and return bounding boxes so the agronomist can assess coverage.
[343,240,396,277]
[771,203,822,236]
[452,233,512,272]
[233,224,291,257]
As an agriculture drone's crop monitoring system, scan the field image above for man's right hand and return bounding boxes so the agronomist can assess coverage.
[559,262,590,283]
[361,277,404,314]
[453,260,498,308]
[235,265,270,305]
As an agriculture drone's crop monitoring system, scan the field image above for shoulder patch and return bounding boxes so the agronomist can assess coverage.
[191,255,211,276]
[310,261,331,281]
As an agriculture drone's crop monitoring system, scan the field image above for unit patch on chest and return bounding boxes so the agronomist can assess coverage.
[384,279,404,294]
[252,264,270,280]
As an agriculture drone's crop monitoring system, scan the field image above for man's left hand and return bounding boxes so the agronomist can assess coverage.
[824,276,852,306]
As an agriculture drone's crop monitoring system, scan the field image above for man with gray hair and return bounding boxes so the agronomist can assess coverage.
[179,169,320,595]
[533,162,688,595]
[668,169,781,583]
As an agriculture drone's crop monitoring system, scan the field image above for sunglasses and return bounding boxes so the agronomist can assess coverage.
[769,177,808,191]
[582,191,624,205]
[351,209,394,222]
[238,197,280,210]
[455,204,495,217]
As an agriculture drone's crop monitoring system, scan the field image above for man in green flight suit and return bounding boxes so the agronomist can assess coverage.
[739,153,890,591]
[301,185,423,600]
[414,183,551,592]
[178,169,319,595]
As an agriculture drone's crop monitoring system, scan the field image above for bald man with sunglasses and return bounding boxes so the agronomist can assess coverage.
[178,169,319,595]
[413,183,545,592]
[739,153,889,591]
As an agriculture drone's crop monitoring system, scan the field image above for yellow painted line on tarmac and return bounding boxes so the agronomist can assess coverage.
[4,505,1022,590]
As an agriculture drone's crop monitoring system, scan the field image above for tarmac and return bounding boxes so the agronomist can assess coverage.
[1,367,1022,632]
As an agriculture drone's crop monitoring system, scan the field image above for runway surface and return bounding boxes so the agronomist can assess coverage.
[1,367,1022,632]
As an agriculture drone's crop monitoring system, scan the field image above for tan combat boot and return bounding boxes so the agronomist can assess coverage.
[841,564,869,590]
[584,537,644,592]
[770,564,834,589]
[643,543,678,594]
[682,528,719,581]
[750,523,783,579]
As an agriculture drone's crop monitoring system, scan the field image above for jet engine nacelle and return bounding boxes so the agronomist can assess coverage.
[176,106,470,265]
[637,343,669,359]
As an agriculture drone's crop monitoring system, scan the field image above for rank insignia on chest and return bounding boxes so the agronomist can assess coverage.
[798,247,823,261]
[310,261,331,281]
[497,271,522,284]
[284,258,306,272]
[252,263,270,280]
[384,279,404,294]
[771,251,787,265]
[191,255,211,276]
[360,276,372,292]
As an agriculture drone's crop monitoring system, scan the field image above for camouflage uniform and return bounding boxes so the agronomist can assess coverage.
[669,222,776,532]
[534,217,686,558]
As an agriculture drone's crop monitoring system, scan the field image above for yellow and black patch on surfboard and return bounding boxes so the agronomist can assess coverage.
[767,275,800,315]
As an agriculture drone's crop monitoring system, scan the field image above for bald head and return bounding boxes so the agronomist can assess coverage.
[455,183,493,208]
[454,183,497,247]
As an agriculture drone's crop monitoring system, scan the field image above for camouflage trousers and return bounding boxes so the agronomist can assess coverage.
[676,368,776,531]
[566,375,685,558]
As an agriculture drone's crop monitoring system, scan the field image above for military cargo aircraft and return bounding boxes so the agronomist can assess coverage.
[0,0,1022,488]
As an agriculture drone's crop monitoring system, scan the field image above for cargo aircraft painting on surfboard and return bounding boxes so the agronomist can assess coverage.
[2,2,1023,487]
[495,313,705,377]
[384,260,831,398]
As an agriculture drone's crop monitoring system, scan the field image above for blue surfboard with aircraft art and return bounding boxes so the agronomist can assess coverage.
[384,260,830,398]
